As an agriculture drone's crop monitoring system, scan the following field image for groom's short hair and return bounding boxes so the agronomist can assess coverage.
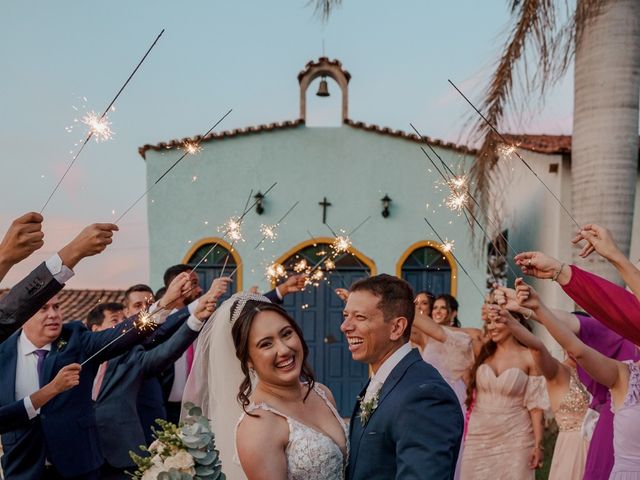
[350,274,415,340]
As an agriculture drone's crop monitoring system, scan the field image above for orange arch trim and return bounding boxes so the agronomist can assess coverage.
[181,237,243,290]
[395,240,457,296]
[272,237,377,288]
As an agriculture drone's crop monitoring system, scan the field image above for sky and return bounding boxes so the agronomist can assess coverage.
[0,0,574,289]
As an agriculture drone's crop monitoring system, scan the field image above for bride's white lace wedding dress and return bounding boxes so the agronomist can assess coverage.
[236,385,349,480]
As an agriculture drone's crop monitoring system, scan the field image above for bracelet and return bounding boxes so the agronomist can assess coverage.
[534,445,544,451]
[552,263,565,282]
[524,309,533,320]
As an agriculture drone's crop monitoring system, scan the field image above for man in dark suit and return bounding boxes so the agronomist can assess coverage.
[88,288,219,479]
[0,215,117,343]
[0,266,192,479]
[342,274,463,480]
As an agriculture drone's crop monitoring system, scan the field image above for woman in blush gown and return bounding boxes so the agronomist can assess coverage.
[492,287,590,480]
[460,305,548,480]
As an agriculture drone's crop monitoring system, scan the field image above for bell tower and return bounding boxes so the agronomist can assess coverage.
[298,57,351,123]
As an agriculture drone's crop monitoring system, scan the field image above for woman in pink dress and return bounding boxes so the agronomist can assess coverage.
[460,305,548,480]
[517,279,640,479]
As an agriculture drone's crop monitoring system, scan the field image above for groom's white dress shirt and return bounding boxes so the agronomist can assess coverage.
[363,342,412,402]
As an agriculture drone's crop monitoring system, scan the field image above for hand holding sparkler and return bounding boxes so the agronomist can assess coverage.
[0,212,45,280]
[58,223,118,269]
[571,223,624,262]
[277,275,307,296]
[193,292,218,321]
[514,251,569,284]
[158,272,192,311]
[206,276,232,302]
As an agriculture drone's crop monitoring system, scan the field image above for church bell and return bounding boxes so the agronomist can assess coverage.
[316,76,330,97]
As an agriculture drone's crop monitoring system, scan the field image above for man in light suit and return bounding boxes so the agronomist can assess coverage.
[342,274,463,480]
[0,246,193,479]
[89,283,222,479]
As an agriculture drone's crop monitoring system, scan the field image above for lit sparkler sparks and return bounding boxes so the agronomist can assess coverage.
[183,141,202,155]
[331,233,352,254]
[324,258,336,270]
[81,111,113,142]
[293,258,308,273]
[498,144,518,157]
[135,308,156,332]
[441,238,455,253]
[445,191,469,212]
[266,262,287,282]
[218,216,243,242]
[259,224,278,242]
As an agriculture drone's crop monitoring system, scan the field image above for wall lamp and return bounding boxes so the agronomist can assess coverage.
[381,194,392,218]
[254,191,265,215]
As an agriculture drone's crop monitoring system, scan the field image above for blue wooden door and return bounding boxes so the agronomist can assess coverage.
[282,246,370,417]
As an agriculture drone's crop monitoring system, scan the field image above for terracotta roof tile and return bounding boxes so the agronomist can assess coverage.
[0,289,126,323]
[502,134,572,154]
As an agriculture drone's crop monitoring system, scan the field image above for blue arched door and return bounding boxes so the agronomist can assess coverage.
[186,242,239,304]
[281,243,371,417]
[401,245,452,296]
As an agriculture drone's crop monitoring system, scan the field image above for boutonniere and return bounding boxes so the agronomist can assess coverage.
[56,338,68,352]
[357,389,381,426]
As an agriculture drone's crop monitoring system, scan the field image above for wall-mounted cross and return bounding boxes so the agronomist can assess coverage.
[318,197,332,224]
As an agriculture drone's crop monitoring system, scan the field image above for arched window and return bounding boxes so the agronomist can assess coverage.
[397,241,456,297]
[183,238,241,302]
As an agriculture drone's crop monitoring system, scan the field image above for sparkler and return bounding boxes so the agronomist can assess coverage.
[114,109,233,224]
[265,262,287,282]
[447,79,581,229]
[410,123,520,281]
[423,217,486,299]
[441,238,455,253]
[41,29,165,214]
[253,200,300,250]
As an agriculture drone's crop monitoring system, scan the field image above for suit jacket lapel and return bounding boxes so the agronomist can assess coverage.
[98,359,119,400]
[373,348,421,413]
[348,380,369,476]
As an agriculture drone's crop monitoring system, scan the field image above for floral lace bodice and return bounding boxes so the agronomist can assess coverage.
[236,385,348,480]
[611,361,640,475]
[555,369,590,432]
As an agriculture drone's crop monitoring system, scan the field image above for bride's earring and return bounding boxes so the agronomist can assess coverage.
[249,367,258,382]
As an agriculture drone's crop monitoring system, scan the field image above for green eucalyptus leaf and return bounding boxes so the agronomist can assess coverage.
[158,473,172,480]
[195,465,215,476]
[189,449,207,460]
[188,406,203,417]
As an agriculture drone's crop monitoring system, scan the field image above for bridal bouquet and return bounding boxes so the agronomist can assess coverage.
[130,402,225,480]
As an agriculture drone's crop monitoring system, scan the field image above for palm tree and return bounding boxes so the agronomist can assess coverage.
[314,0,640,284]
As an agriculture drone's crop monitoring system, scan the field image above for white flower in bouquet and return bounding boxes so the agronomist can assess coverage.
[141,465,166,480]
[163,449,195,471]
[148,440,165,453]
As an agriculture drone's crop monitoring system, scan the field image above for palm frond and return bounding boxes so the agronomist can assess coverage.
[308,0,343,22]
[469,0,608,241]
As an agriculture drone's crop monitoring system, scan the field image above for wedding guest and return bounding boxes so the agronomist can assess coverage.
[460,304,548,479]
[123,284,154,318]
[91,282,221,480]
[492,290,590,480]
[0,222,116,343]
[511,251,640,479]
[0,273,184,479]
[432,294,484,356]
[85,302,124,328]
[515,249,640,347]
[414,290,435,316]
[0,363,81,434]
[516,279,640,479]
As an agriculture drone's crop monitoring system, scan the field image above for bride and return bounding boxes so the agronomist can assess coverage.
[183,292,348,480]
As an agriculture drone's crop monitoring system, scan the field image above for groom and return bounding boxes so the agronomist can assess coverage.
[342,274,463,480]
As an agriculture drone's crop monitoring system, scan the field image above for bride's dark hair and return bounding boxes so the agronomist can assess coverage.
[231,300,315,414]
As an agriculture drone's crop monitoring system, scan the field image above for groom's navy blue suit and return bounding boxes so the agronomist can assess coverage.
[347,348,463,480]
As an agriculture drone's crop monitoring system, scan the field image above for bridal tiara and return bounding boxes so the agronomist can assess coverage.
[229,292,271,324]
